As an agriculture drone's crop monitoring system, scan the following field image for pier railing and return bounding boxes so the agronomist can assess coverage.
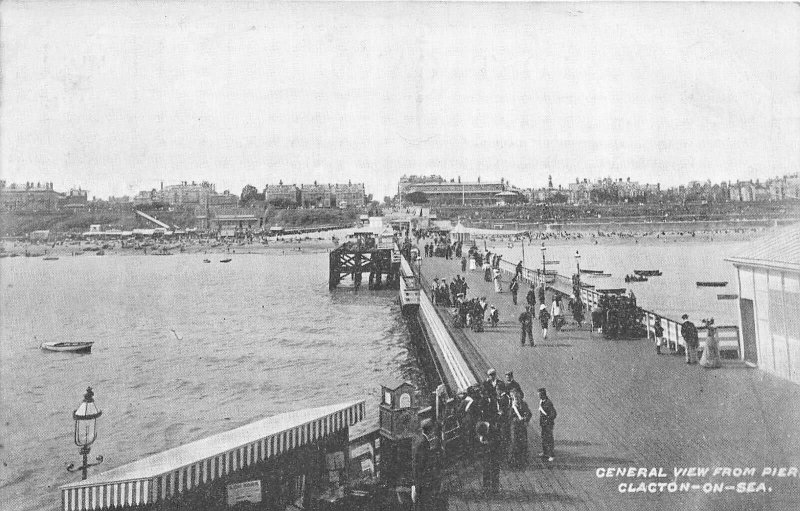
[495,258,740,357]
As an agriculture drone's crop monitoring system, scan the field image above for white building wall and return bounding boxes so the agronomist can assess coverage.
[740,265,800,384]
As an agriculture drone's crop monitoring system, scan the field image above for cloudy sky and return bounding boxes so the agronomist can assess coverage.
[1,1,798,199]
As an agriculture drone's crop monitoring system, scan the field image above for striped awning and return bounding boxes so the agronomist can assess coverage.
[60,401,365,511]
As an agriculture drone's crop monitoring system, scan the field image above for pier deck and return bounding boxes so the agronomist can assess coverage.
[419,256,800,511]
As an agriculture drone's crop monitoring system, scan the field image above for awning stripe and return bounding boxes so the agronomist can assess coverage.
[60,401,365,511]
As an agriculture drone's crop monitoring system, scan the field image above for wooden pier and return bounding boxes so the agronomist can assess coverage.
[328,244,400,290]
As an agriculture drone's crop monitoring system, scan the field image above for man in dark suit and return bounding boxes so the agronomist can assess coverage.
[538,388,557,461]
[681,314,699,364]
[483,368,506,420]
[412,419,445,510]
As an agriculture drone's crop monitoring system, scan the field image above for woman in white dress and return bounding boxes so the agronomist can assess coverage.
[700,318,722,369]
[493,268,502,293]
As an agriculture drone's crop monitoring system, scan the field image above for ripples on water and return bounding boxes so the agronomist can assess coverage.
[0,253,424,511]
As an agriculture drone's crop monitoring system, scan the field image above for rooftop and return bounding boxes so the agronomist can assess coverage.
[726,222,800,272]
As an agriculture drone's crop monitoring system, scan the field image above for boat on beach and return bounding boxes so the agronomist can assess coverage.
[697,281,728,287]
[633,270,662,277]
[40,341,93,353]
[220,258,232,263]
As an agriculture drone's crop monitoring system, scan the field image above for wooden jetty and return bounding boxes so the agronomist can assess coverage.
[328,243,400,290]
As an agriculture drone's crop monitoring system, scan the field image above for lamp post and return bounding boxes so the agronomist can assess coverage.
[66,387,103,480]
[575,250,582,294]
[542,241,547,279]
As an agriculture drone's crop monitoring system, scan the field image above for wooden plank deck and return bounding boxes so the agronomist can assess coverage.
[420,255,800,511]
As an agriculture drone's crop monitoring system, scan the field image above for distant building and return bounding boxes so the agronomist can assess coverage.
[727,224,800,384]
[206,190,239,208]
[60,188,89,211]
[301,182,332,208]
[333,182,365,208]
[398,175,508,206]
[0,181,60,212]
[158,181,217,206]
[265,182,301,207]
[210,208,263,236]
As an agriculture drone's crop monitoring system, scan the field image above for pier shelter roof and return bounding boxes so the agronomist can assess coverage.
[726,223,800,273]
[59,400,365,511]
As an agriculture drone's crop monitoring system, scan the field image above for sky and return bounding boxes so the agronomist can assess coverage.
[1,1,799,200]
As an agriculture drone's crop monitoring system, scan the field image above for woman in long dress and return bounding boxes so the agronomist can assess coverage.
[700,319,722,368]
[493,268,502,293]
[507,390,531,469]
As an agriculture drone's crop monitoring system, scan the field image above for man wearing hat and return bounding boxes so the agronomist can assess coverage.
[412,418,445,510]
[680,314,699,364]
[483,368,506,419]
[537,388,557,461]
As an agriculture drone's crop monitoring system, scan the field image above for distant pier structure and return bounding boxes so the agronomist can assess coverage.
[328,231,401,290]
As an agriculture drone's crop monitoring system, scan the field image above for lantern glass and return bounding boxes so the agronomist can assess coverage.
[73,388,102,447]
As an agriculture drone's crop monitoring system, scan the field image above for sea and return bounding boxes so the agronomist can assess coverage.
[0,252,425,511]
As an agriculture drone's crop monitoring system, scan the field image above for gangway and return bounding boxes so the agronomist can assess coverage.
[134,210,171,229]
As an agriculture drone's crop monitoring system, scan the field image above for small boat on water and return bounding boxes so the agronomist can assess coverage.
[697,281,728,287]
[586,273,611,278]
[43,256,59,261]
[625,274,648,283]
[580,269,606,274]
[220,258,232,263]
[41,341,93,353]
[203,259,211,263]
[634,270,662,277]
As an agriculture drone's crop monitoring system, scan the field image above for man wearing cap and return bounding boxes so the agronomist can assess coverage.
[539,303,551,340]
[483,368,506,419]
[412,419,445,510]
[681,314,699,364]
[538,388,557,461]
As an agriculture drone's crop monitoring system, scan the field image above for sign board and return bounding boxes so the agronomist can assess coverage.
[226,480,262,507]
[544,260,560,265]
[717,294,739,300]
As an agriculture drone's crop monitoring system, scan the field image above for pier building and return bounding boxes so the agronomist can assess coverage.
[727,224,800,384]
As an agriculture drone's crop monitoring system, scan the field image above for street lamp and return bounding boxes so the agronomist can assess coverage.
[540,243,547,276]
[575,250,582,292]
[66,387,103,480]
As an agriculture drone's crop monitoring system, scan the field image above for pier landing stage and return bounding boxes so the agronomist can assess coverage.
[419,256,800,511]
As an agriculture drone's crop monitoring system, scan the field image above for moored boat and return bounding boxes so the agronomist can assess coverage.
[633,270,662,277]
[41,341,93,353]
[43,256,59,261]
[580,269,605,274]
[697,281,728,287]
[625,274,648,283]
[220,258,232,263]
[203,258,211,263]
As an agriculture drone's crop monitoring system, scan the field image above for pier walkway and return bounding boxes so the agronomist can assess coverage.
[419,256,800,511]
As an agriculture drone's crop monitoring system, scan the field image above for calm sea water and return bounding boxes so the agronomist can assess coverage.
[489,238,748,325]
[0,253,423,511]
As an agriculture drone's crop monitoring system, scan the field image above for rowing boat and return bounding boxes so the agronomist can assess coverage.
[41,341,93,353]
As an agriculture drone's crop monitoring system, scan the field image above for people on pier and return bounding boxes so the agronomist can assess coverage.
[526,287,536,317]
[539,304,551,340]
[537,388,557,461]
[700,318,722,368]
[488,305,499,327]
[519,306,534,346]
[551,296,564,331]
[653,316,665,355]
[515,260,523,278]
[570,295,584,327]
[681,314,699,364]
[492,268,502,293]
[412,419,445,510]
[508,389,532,469]
[509,276,520,305]
[461,256,467,272]
[482,368,506,419]
[476,421,501,494]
